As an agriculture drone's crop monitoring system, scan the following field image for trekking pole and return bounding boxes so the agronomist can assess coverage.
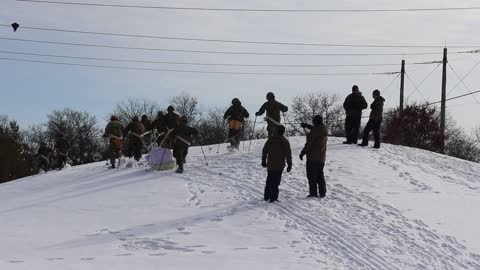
[247,116,257,153]
[282,112,294,136]
[200,143,209,166]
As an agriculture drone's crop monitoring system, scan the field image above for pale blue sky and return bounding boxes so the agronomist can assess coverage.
[1,0,480,130]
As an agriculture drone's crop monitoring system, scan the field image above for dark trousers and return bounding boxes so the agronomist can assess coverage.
[267,123,280,138]
[173,145,188,169]
[306,161,326,197]
[228,128,241,148]
[361,119,382,147]
[264,170,283,202]
[345,115,362,144]
[126,137,143,161]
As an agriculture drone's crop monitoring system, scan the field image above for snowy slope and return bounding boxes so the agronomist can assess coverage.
[1,137,480,270]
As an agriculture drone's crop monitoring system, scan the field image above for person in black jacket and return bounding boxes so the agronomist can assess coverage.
[224,98,249,150]
[255,92,288,138]
[172,116,198,173]
[359,89,385,148]
[261,125,292,203]
[343,85,368,144]
[123,116,145,162]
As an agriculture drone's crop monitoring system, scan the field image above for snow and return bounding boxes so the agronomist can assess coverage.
[1,137,479,269]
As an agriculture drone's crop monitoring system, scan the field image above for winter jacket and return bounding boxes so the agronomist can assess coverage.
[141,118,153,132]
[165,112,181,130]
[262,135,292,172]
[257,100,288,124]
[343,93,368,117]
[105,120,124,138]
[224,104,250,122]
[172,124,198,148]
[124,121,145,139]
[152,116,167,132]
[369,96,385,121]
[301,125,328,162]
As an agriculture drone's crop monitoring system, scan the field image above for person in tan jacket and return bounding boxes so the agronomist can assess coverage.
[300,115,328,198]
[262,125,292,203]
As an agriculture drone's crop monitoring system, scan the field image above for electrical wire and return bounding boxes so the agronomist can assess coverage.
[0,50,403,67]
[1,24,477,48]
[0,37,445,56]
[0,56,398,76]
[15,0,480,13]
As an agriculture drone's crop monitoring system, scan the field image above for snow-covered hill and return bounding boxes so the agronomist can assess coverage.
[1,137,480,270]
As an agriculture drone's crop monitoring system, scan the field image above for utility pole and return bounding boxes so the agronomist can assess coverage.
[400,60,405,111]
[440,48,448,153]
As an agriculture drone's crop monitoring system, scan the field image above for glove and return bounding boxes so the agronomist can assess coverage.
[299,151,305,161]
[287,164,292,172]
[261,160,267,168]
[255,111,262,116]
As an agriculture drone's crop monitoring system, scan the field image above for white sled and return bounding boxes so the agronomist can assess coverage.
[146,146,176,171]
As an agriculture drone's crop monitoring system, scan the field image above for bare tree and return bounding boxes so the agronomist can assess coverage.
[0,115,34,182]
[47,108,104,165]
[445,126,480,162]
[112,98,161,124]
[196,107,228,146]
[169,92,201,124]
[290,92,343,135]
[474,125,480,142]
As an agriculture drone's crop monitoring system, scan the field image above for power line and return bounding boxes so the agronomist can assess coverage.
[447,58,480,96]
[447,63,480,104]
[428,90,480,105]
[405,63,442,99]
[0,37,444,56]
[15,0,480,13]
[1,24,478,48]
[0,50,403,67]
[0,56,398,75]
[405,72,428,102]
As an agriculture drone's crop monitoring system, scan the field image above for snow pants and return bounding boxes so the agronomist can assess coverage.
[173,144,189,169]
[345,114,362,144]
[264,170,283,202]
[228,128,242,149]
[306,161,326,197]
[361,119,382,147]
[126,137,143,161]
[267,123,279,138]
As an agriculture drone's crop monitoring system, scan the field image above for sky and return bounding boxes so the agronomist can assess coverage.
[1,0,480,131]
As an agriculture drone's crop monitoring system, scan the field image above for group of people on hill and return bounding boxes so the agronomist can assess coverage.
[36,85,385,202]
[103,106,198,173]
[260,86,385,202]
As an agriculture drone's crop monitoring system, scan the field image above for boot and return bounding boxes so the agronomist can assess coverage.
[358,141,368,147]
[176,167,184,173]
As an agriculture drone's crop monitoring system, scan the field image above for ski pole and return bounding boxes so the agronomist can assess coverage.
[200,144,209,166]
[248,116,257,153]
